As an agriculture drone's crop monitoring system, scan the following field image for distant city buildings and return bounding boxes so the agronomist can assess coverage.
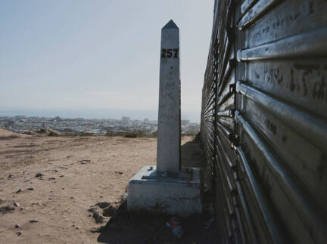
[0,116,199,136]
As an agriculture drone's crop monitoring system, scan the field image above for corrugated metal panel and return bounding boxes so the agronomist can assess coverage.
[201,0,327,243]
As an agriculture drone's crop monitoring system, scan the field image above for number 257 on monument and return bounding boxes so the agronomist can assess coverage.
[161,48,179,58]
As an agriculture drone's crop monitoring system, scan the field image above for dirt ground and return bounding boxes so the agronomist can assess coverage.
[0,129,218,244]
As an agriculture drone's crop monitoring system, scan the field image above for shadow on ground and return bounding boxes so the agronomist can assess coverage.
[97,201,218,244]
[97,136,219,244]
[181,138,206,168]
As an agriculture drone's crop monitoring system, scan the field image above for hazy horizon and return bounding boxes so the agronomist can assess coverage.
[0,107,200,122]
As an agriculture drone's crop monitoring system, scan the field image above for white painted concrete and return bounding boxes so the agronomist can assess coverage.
[157,20,181,174]
[127,166,202,216]
[127,20,202,216]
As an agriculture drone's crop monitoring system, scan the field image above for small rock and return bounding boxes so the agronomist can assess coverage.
[8,174,14,179]
[93,212,105,224]
[27,187,34,191]
[59,175,64,177]
[121,193,128,201]
[16,231,22,236]
[103,206,116,217]
[80,160,91,164]
[0,205,15,214]
[35,173,43,178]
[16,189,22,194]
[96,202,110,209]
[13,202,20,207]
[15,224,21,229]
[115,171,123,175]
[48,177,56,181]
[88,207,97,214]
[29,219,38,223]
[90,226,105,233]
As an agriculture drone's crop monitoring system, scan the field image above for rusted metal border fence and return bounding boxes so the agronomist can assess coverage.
[201,1,327,243]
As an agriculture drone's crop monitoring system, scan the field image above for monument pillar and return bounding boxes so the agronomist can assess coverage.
[157,20,181,174]
[127,20,201,216]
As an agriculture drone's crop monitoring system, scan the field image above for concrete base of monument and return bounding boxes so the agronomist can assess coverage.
[127,166,202,216]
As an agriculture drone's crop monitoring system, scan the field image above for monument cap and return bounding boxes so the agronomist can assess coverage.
[162,19,179,29]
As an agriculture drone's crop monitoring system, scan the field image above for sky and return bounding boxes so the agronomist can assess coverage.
[0,1,214,122]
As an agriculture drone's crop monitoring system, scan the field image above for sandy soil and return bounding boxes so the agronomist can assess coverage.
[0,129,217,244]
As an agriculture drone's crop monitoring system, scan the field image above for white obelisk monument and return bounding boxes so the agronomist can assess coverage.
[127,20,201,216]
[157,20,181,175]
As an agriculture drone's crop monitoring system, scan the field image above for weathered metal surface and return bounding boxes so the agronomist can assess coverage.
[201,0,327,243]
[238,0,282,30]
[245,60,327,119]
[246,0,327,47]
[238,28,327,61]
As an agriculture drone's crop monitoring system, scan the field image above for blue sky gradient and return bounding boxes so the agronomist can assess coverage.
[0,1,213,121]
